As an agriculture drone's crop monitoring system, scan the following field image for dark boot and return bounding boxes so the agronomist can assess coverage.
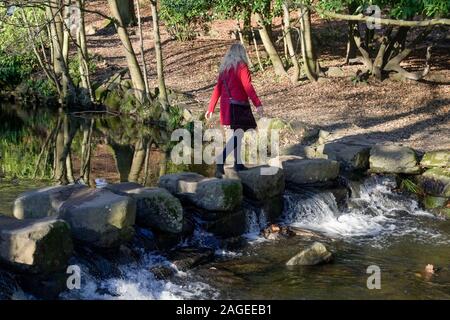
[233,163,248,171]
[215,164,225,178]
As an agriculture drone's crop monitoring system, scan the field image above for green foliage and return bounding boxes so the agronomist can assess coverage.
[317,0,449,19]
[400,178,424,195]
[160,0,213,41]
[0,7,46,90]
[68,56,97,88]
[0,53,35,89]
[26,78,57,97]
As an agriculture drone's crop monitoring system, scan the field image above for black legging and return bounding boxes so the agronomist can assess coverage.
[218,134,243,166]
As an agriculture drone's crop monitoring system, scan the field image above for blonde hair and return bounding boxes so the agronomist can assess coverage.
[219,43,249,74]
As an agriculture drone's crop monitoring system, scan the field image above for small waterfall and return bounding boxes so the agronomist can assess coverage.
[245,207,268,241]
[61,251,219,300]
[283,177,448,245]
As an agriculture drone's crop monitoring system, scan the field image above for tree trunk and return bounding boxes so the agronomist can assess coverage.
[108,0,147,103]
[47,0,64,75]
[237,20,254,69]
[54,112,77,184]
[299,5,319,81]
[283,2,300,83]
[135,0,150,97]
[77,0,94,103]
[117,0,137,26]
[109,142,134,182]
[345,22,358,64]
[255,13,287,78]
[80,118,94,184]
[252,27,264,71]
[151,0,169,107]
[128,138,146,182]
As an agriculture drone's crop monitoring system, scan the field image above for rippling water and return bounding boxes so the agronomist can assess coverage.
[1,177,449,300]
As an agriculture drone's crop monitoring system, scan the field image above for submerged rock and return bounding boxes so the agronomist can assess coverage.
[59,188,136,248]
[418,167,450,197]
[420,150,450,168]
[0,269,21,300]
[13,184,87,219]
[202,210,247,238]
[270,156,339,186]
[167,247,215,272]
[369,144,420,174]
[106,183,183,234]
[0,216,73,273]
[286,242,333,266]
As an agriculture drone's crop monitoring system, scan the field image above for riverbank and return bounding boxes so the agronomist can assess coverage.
[81,1,450,152]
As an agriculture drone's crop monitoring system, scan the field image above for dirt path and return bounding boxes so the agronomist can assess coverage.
[85,1,450,152]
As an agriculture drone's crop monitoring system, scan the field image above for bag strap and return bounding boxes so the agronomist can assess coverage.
[221,76,233,101]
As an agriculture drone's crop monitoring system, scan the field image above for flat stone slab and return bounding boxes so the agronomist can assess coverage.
[13,184,87,219]
[225,165,285,201]
[0,216,73,273]
[270,156,339,185]
[107,183,183,234]
[420,150,450,168]
[58,188,136,248]
[323,138,373,170]
[158,172,205,195]
[370,144,419,174]
[190,178,243,212]
[159,173,243,212]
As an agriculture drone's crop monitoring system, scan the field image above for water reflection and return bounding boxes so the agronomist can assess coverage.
[0,103,208,187]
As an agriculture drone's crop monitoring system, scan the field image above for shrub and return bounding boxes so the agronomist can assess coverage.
[160,0,213,41]
[0,53,35,89]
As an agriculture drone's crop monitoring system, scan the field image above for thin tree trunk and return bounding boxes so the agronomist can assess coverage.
[255,13,287,78]
[128,138,146,182]
[143,140,152,186]
[108,0,147,103]
[283,2,300,83]
[135,0,150,96]
[299,5,318,81]
[117,0,137,26]
[251,27,264,71]
[80,118,94,184]
[237,20,254,69]
[345,22,358,64]
[151,0,169,107]
[66,151,75,183]
[77,0,94,103]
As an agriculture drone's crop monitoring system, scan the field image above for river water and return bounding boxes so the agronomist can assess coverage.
[1,176,449,300]
[0,105,449,299]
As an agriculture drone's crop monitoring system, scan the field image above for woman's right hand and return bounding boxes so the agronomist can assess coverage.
[256,106,264,117]
[205,111,213,119]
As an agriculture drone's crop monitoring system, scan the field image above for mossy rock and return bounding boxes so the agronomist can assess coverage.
[419,167,450,197]
[190,178,243,212]
[423,195,447,210]
[420,150,450,168]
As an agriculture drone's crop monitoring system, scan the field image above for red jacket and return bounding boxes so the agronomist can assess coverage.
[208,63,262,125]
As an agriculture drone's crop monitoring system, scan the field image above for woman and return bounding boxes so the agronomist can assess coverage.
[205,43,263,176]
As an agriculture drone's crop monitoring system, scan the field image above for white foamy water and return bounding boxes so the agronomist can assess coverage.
[283,177,448,245]
[61,252,219,300]
[245,207,268,242]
